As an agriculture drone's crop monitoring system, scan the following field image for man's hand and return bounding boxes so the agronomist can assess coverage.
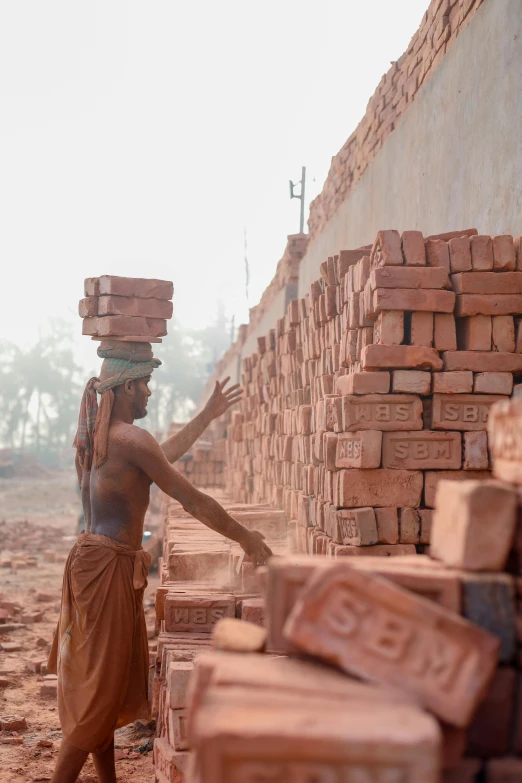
[239,529,273,567]
[204,377,243,421]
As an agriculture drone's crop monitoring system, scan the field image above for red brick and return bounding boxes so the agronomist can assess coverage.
[434,313,457,351]
[433,371,473,394]
[463,431,489,470]
[443,351,522,372]
[341,393,423,431]
[401,230,426,266]
[424,470,492,507]
[451,270,522,294]
[334,371,390,395]
[338,469,423,508]
[488,397,522,485]
[97,295,173,319]
[373,287,455,313]
[431,479,517,570]
[382,430,461,469]
[493,235,516,271]
[78,296,98,317]
[335,430,382,468]
[97,275,173,300]
[370,229,403,267]
[411,311,434,347]
[426,239,450,269]
[492,316,515,352]
[375,508,399,544]
[448,236,472,273]
[370,266,450,289]
[168,661,193,709]
[164,595,235,633]
[332,508,378,545]
[374,311,404,345]
[82,315,167,338]
[362,344,443,371]
[191,686,440,783]
[153,737,189,783]
[284,564,499,726]
[392,370,431,394]
[471,235,494,271]
[240,598,265,627]
[474,372,513,395]
[456,293,522,317]
[432,393,505,431]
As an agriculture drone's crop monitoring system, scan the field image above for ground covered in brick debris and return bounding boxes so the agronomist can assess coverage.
[0,474,157,783]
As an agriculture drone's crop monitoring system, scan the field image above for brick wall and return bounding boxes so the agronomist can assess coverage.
[307,0,487,242]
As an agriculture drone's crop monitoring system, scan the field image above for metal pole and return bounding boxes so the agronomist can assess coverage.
[299,166,306,234]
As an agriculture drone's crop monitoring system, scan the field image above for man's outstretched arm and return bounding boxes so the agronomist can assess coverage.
[132,427,272,565]
[160,377,242,464]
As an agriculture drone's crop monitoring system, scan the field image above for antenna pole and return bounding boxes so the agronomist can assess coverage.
[289,166,307,234]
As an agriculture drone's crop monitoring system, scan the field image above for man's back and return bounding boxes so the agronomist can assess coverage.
[87,421,152,550]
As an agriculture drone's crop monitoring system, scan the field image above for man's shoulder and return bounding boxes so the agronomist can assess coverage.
[110,421,158,450]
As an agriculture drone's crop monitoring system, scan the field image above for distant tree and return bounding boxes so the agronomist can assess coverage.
[0,319,84,464]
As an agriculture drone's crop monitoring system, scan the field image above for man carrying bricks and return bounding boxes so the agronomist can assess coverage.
[49,342,271,783]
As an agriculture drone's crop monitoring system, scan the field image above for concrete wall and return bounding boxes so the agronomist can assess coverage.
[299,0,522,296]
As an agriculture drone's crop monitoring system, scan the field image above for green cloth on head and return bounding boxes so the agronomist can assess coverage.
[96,357,161,394]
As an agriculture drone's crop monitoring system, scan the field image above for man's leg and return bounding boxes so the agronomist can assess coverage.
[92,734,116,783]
[50,738,89,783]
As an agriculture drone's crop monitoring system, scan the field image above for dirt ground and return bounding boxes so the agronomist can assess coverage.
[0,473,157,783]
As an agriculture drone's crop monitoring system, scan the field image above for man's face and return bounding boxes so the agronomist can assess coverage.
[131,376,152,420]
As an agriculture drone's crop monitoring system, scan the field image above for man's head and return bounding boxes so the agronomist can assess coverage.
[113,374,152,420]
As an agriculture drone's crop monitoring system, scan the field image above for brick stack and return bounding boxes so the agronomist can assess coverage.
[167,423,227,490]
[79,275,174,341]
[152,493,287,783]
[226,228,522,556]
[185,397,522,780]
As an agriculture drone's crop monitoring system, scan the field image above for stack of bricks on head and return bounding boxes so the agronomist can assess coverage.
[79,274,174,340]
[154,397,522,782]
[228,228,522,554]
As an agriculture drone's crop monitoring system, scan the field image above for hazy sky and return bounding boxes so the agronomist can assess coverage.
[0,0,427,357]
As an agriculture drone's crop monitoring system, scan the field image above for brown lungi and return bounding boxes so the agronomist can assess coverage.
[48,531,152,752]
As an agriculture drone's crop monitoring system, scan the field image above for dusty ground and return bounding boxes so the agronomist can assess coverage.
[0,473,157,783]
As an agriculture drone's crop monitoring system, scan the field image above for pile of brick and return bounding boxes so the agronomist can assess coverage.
[168,423,227,490]
[152,493,286,782]
[227,228,522,556]
[185,397,522,780]
[79,275,174,341]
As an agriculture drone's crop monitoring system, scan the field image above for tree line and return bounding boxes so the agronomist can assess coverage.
[0,308,231,467]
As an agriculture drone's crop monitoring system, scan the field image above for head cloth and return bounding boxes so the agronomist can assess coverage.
[73,356,161,470]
